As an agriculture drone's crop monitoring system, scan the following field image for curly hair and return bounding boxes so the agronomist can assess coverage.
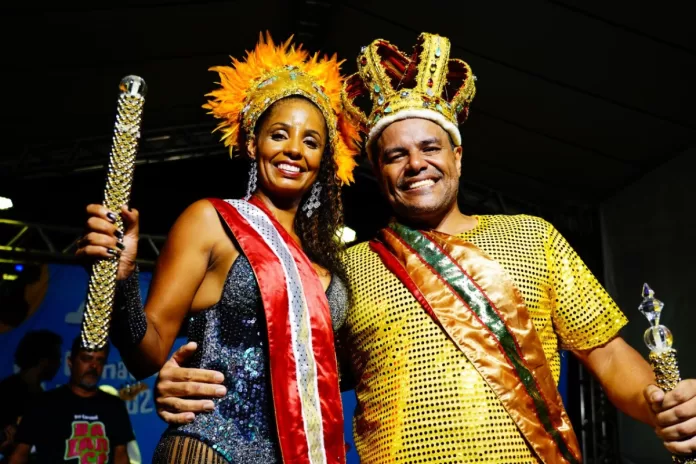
[252,96,352,302]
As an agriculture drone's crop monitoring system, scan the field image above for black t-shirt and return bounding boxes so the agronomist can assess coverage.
[0,374,40,429]
[15,386,134,463]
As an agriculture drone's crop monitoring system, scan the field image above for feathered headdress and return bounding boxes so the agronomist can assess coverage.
[203,32,361,185]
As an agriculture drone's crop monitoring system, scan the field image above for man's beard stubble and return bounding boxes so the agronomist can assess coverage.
[78,369,100,390]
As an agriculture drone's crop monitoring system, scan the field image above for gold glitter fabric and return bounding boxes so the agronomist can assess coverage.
[344,214,628,463]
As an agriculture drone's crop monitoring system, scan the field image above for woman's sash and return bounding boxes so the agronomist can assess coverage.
[370,222,581,464]
[208,197,345,464]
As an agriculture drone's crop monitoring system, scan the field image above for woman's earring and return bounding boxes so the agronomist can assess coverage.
[302,182,322,218]
[245,161,258,201]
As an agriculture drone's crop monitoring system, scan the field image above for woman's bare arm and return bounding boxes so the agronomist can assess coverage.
[118,199,227,378]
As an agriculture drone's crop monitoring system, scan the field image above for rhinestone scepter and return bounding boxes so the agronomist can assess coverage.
[639,283,694,464]
[80,76,147,350]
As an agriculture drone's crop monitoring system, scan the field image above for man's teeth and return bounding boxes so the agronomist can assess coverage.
[407,179,435,190]
[278,163,300,173]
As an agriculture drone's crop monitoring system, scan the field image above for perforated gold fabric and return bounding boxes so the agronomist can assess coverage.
[344,215,628,463]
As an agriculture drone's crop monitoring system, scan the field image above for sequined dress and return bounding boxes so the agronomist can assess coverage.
[152,254,348,463]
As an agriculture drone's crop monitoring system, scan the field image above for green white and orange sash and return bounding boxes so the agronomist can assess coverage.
[209,197,345,464]
[370,222,581,464]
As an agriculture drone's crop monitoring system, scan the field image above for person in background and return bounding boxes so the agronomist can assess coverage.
[0,330,62,462]
[9,336,134,464]
[98,384,142,464]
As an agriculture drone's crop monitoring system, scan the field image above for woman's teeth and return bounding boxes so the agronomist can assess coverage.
[278,163,300,173]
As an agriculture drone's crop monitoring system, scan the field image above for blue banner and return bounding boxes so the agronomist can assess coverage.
[0,264,175,463]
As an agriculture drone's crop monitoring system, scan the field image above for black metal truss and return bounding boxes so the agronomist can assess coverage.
[0,218,165,270]
[577,362,621,463]
[2,122,225,181]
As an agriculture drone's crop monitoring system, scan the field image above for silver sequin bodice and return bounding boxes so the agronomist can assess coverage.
[163,253,348,463]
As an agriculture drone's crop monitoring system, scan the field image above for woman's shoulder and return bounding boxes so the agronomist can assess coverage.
[160,199,238,265]
[181,198,221,220]
[170,199,226,229]
[167,199,227,243]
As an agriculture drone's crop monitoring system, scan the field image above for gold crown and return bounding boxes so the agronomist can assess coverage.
[341,32,476,155]
[203,33,361,185]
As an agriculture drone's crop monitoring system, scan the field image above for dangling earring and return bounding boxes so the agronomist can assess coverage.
[302,182,322,218]
[244,160,258,201]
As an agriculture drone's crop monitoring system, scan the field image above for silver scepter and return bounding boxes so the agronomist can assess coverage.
[639,283,695,464]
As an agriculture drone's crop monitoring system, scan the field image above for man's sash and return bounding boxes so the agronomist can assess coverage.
[370,222,581,464]
[208,197,345,464]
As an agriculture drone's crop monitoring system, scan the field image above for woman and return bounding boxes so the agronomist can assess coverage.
[76,33,360,464]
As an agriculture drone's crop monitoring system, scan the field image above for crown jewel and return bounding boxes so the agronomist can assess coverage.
[341,32,476,155]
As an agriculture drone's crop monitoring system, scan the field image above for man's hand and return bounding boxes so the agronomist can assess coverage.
[8,443,30,464]
[0,424,16,453]
[113,444,131,464]
[155,342,227,425]
[645,379,696,456]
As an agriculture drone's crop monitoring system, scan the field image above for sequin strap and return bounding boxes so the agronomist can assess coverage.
[110,265,147,349]
[371,223,582,464]
[208,197,345,464]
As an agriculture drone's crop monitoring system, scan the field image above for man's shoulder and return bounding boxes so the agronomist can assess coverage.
[478,213,550,228]
[346,240,372,256]
[39,385,70,401]
[345,240,383,266]
[42,386,64,395]
[477,214,554,239]
[344,240,388,283]
[18,386,65,420]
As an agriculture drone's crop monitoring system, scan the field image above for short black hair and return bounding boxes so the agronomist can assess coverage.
[70,336,110,361]
[14,330,63,370]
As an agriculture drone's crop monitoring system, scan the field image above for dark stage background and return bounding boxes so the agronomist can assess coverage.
[1,1,695,462]
[601,150,696,463]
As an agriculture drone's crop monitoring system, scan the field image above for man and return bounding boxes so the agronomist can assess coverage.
[96,385,142,464]
[153,33,696,462]
[9,337,134,464]
[0,330,62,461]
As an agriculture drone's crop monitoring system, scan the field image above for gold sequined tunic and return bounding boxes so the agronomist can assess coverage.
[344,215,628,463]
